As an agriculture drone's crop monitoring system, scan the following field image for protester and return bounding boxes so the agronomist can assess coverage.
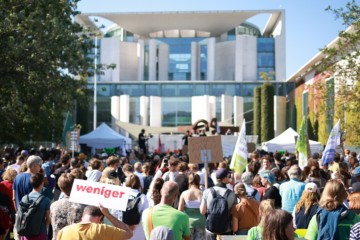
[13,155,43,210]
[18,173,51,240]
[142,181,191,240]
[231,183,259,235]
[260,170,281,208]
[200,168,236,239]
[247,200,275,240]
[293,182,319,229]
[178,173,205,239]
[50,173,84,240]
[279,165,305,213]
[124,174,149,239]
[262,209,295,240]
[305,180,360,239]
[57,205,133,240]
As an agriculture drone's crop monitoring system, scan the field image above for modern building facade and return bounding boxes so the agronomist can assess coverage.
[76,10,294,136]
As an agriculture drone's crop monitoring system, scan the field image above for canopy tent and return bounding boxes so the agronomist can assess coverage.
[262,128,323,154]
[116,121,178,138]
[79,123,131,149]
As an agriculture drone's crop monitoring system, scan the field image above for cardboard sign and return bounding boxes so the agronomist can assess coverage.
[188,136,223,163]
[69,179,131,211]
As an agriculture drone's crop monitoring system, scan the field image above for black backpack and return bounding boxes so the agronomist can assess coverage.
[15,194,45,237]
[122,193,142,225]
[206,188,231,234]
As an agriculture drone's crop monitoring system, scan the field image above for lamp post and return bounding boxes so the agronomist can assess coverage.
[93,36,98,130]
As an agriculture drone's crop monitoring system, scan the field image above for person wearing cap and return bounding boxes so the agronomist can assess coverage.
[348,182,360,214]
[200,168,237,239]
[279,165,305,213]
[241,172,261,202]
[293,182,319,229]
[261,170,281,209]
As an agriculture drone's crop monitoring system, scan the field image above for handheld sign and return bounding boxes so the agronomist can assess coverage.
[188,136,223,164]
[69,179,131,211]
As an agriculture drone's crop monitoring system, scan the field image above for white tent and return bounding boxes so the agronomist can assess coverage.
[79,123,130,149]
[262,128,323,154]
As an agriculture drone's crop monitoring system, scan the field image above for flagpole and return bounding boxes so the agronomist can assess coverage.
[93,36,98,130]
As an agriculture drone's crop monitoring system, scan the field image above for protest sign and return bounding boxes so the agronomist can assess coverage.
[188,136,223,163]
[69,179,131,211]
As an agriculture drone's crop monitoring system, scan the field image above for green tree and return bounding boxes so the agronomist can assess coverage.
[260,83,275,142]
[317,0,360,145]
[0,0,93,144]
[253,87,261,142]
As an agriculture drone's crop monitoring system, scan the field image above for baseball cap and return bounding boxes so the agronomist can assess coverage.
[260,170,275,184]
[216,168,229,179]
[305,182,318,193]
[351,182,360,193]
[21,150,29,156]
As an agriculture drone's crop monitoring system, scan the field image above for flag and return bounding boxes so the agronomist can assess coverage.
[321,119,341,166]
[230,119,248,174]
[296,117,308,169]
[62,111,74,146]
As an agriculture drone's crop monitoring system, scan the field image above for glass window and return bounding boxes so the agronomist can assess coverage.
[257,38,275,52]
[194,84,209,95]
[178,84,193,96]
[145,85,160,96]
[162,97,191,126]
[129,98,140,124]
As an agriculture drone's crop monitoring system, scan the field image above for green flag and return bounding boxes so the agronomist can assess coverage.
[230,119,248,174]
[296,117,308,169]
[62,111,74,146]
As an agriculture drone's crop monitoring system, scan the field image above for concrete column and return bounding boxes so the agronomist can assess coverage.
[191,42,200,81]
[150,96,162,127]
[209,96,216,121]
[140,96,149,126]
[207,38,216,81]
[137,39,145,81]
[149,39,157,81]
[233,96,244,127]
[221,95,233,125]
[111,96,120,130]
[119,95,130,123]
[191,96,203,124]
[274,96,287,136]
[235,35,244,82]
[158,44,169,80]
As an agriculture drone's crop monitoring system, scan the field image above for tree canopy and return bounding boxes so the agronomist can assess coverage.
[0,0,93,144]
[317,0,360,145]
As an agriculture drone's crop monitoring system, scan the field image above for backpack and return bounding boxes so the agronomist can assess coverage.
[247,189,258,200]
[122,193,142,225]
[206,188,231,233]
[15,194,45,237]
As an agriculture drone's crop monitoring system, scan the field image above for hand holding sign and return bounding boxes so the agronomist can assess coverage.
[69,179,131,211]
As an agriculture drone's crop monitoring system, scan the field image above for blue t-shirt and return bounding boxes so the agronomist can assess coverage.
[21,191,51,235]
[13,172,32,209]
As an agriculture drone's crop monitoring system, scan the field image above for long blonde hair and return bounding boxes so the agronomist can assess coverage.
[259,199,275,226]
[319,180,347,211]
[294,190,318,214]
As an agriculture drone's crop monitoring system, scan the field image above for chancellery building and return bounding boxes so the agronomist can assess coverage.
[76,10,296,137]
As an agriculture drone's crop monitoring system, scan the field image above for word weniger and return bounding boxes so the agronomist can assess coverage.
[76,184,126,198]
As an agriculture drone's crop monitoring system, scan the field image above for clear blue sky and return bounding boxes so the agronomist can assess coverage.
[77,0,347,79]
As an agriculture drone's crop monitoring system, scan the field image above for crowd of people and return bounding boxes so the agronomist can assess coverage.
[1,146,360,240]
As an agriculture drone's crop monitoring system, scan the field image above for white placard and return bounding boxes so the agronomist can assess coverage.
[69,179,131,211]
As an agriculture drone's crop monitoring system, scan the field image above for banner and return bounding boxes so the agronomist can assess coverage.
[296,117,308,169]
[69,179,131,211]
[188,136,223,163]
[62,111,74,146]
[230,119,248,174]
[321,119,341,166]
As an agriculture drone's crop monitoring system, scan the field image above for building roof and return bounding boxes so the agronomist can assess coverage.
[76,10,283,38]
[287,25,355,83]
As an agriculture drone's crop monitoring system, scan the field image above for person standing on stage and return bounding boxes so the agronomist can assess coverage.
[138,129,147,155]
